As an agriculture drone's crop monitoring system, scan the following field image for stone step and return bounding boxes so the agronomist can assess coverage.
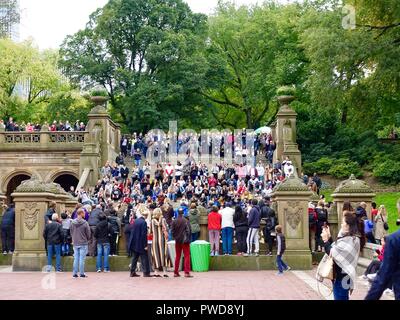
[7,254,312,272]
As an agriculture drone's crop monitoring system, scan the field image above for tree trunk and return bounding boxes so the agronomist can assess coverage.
[341,104,348,124]
[245,109,252,129]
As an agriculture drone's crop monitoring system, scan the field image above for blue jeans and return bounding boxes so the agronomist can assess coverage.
[96,243,110,271]
[221,227,233,254]
[73,245,88,276]
[333,277,350,300]
[276,255,288,273]
[61,243,70,255]
[135,159,141,167]
[47,244,61,272]
[191,232,200,243]
[168,229,173,241]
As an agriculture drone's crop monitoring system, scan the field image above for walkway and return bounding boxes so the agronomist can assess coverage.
[0,268,393,300]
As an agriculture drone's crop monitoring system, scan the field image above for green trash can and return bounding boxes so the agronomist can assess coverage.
[190,240,211,272]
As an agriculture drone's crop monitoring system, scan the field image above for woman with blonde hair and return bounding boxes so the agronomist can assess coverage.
[150,208,171,277]
[374,205,388,244]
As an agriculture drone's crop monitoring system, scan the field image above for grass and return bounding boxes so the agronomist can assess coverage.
[321,189,400,233]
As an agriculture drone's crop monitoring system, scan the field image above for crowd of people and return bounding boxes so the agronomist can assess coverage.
[1,117,86,132]
[1,126,400,300]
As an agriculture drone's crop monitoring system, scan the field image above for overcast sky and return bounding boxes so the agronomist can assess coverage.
[19,0,283,49]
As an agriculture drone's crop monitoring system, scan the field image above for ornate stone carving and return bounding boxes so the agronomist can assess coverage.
[273,174,309,192]
[285,201,302,230]
[23,203,39,231]
[333,174,374,194]
[15,178,68,195]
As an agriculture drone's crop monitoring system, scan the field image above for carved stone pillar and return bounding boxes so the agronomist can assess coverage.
[11,179,58,271]
[271,175,312,269]
[274,96,302,175]
[332,174,375,223]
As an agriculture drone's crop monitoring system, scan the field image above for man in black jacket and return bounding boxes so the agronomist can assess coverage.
[43,213,63,272]
[1,203,15,254]
[260,199,276,256]
[128,209,151,277]
[120,164,129,184]
[88,204,102,257]
[94,213,112,272]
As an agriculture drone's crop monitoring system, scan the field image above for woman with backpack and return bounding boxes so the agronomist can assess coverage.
[374,205,388,244]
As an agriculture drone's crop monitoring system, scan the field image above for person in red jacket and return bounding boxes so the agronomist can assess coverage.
[208,206,222,256]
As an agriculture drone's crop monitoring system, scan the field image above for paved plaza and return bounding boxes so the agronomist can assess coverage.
[0,267,392,300]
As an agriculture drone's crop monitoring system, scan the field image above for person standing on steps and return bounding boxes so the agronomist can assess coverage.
[43,213,63,272]
[208,206,222,256]
[171,208,193,278]
[129,207,152,278]
[233,205,248,256]
[244,199,261,257]
[70,209,91,278]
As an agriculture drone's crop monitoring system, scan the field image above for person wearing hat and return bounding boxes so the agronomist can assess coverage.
[128,206,152,277]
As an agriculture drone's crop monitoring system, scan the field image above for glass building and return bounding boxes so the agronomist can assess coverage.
[0,0,20,41]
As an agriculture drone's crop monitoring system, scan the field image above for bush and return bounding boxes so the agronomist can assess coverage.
[373,159,400,184]
[327,158,363,179]
[377,125,399,139]
[303,157,334,175]
[90,89,108,97]
[276,85,296,96]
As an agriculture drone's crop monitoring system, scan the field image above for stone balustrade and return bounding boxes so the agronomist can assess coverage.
[0,131,87,145]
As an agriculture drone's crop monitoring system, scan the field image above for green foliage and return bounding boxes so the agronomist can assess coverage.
[373,159,400,184]
[303,157,334,175]
[377,125,400,139]
[90,89,108,97]
[201,2,307,128]
[60,0,209,132]
[276,85,296,96]
[327,158,363,179]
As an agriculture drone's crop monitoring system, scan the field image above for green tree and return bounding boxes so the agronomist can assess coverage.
[201,1,307,129]
[60,0,209,132]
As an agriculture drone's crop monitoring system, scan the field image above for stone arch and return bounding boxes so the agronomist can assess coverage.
[2,170,33,204]
[50,171,79,192]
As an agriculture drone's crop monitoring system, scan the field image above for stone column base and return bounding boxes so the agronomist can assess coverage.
[12,252,47,272]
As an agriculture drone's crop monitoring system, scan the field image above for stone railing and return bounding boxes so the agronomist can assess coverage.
[0,131,88,151]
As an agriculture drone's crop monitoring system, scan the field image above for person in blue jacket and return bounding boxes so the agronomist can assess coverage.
[1,203,15,254]
[174,202,189,219]
[365,229,400,300]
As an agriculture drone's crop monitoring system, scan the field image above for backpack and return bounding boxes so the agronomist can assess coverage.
[108,216,120,234]
[316,208,327,222]
[265,216,276,232]
[309,210,317,226]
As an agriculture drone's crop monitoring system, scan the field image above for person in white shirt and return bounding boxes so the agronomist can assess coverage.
[175,161,183,179]
[256,162,265,183]
[165,163,174,180]
[219,202,235,255]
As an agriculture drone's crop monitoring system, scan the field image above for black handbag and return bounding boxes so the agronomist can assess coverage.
[381,215,389,231]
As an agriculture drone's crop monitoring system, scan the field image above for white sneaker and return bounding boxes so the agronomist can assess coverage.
[367,273,377,281]
[384,289,394,296]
